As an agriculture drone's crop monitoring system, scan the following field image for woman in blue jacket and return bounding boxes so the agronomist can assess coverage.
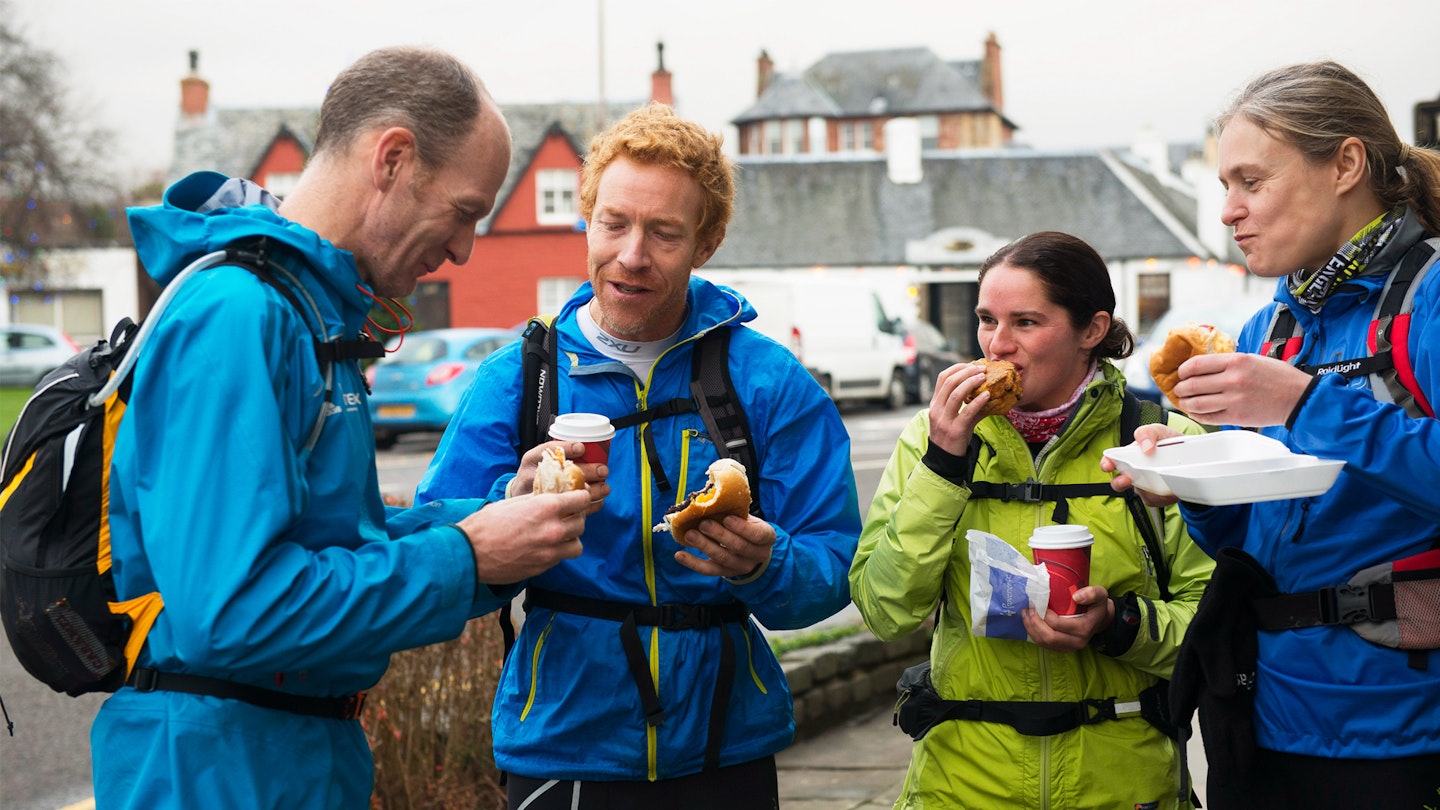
[1109,61,1440,808]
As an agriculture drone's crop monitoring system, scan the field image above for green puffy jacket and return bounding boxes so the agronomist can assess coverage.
[851,364,1213,809]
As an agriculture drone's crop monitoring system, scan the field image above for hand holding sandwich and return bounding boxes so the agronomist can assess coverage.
[1168,352,1314,427]
[928,359,1022,455]
[510,441,610,515]
[657,459,774,580]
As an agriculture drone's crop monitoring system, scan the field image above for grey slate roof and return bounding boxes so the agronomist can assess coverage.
[708,150,1213,269]
[734,47,999,124]
[170,108,319,183]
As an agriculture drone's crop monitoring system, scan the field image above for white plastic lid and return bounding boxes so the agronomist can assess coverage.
[1027,524,1094,549]
[548,412,616,442]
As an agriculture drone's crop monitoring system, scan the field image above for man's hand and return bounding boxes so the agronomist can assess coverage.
[456,490,591,585]
[510,440,611,516]
[674,513,776,580]
[1022,586,1113,653]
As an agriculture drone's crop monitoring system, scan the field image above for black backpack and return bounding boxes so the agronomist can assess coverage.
[0,237,378,698]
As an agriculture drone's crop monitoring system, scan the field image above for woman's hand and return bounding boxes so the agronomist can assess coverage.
[1100,424,1181,507]
[1022,586,1113,653]
[1173,352,1313,427]
[928,362,991,455]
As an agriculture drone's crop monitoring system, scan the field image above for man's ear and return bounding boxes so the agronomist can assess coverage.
[1333,136,1369,197]
[691,226,726,269]
[370,127,418,192]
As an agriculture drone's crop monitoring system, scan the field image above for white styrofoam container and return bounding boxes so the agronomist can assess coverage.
[1102,430,1344,506]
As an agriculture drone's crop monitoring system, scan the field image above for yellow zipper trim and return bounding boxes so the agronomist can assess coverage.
[520,613,556,721]
[630,301,745,779]
[0,452,34,512]
[742,626,767,693]
[647,625,661,781]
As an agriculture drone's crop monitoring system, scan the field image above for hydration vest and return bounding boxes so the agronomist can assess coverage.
[1259,236,1439,419]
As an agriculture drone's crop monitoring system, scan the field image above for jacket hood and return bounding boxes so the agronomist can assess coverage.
[127,171,370,317]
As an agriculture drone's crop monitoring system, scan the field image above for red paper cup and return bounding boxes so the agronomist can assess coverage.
[548,413,616,464]
[1028,524,1094,616]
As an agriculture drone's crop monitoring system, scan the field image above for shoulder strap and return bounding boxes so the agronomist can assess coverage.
[1123,393,1172,601]
[1371,237,1436,418]
[519,316,560,453]
[690,329,764,519]
[1260,305,1302,362]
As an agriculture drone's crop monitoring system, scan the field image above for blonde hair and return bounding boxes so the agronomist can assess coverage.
[1218,61,1440,234]
[579,104,736,248]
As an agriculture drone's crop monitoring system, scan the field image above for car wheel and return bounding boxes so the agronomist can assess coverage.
[374,430,398,450]
[884,370,906,411]
[917,371,935,405]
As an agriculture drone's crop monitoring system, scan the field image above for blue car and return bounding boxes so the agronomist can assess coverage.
[367,327,519,448]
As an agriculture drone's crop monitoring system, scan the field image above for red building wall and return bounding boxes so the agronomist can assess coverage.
[431,132,590,328]
[437,231,587,327]
[251,136,307,186]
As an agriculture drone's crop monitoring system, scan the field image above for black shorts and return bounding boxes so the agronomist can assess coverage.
[506,755,778,810]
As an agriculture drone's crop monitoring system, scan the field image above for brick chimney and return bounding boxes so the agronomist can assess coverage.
[650,41,673,106]
[756,49,774,99]
[180,50,210,119]
[979,33,1003,111]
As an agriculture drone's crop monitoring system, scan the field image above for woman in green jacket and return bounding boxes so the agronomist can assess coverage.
[851,231,1214,809]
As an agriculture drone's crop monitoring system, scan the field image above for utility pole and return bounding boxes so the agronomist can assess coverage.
[597,0,607,128]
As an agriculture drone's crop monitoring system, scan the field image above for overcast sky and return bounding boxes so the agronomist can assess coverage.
[14,0,1440,186]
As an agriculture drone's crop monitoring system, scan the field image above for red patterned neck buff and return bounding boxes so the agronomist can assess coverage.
[1005,362,1098,444]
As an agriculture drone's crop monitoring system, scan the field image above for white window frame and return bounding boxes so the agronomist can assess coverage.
[536,168,579,227]
[919,115,940,151]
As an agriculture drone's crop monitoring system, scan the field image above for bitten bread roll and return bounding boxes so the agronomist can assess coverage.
[652,458,751,537]
[533,445,586,493]
[1149,322,1237,408]
[965,359,1022,417]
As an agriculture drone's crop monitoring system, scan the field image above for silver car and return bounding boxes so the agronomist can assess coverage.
[2,324,80,387]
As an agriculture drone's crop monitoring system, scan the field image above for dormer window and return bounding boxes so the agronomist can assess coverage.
[536,168,579,226]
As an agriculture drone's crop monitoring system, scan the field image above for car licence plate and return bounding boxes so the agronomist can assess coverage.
[378,404,415,419]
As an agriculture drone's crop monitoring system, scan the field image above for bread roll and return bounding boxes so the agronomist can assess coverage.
[652,458,751,537]
[1149,322,1236,408]
[965,359,1022,417]
[534,445,586,493]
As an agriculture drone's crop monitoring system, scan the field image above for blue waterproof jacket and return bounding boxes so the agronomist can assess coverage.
[1181,209,1440,759]
[417,279,861,780]
[92,172,514,809]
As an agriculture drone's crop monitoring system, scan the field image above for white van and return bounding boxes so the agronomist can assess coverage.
[714,274,908,408]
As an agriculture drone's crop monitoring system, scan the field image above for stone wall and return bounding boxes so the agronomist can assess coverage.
[780,624,933,740]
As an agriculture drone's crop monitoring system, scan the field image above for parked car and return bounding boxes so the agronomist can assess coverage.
[367,327,519,448]
[1122,298,1271,406]
[898,320,966,404]
[1,323,80,387]
[719,274,909,409]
